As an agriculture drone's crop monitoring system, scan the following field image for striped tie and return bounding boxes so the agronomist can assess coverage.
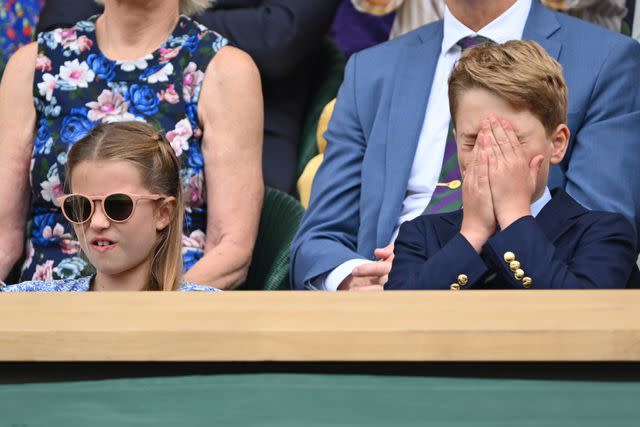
[422,35,494,215]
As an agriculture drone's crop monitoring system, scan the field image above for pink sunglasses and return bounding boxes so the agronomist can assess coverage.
[57,193,167,224]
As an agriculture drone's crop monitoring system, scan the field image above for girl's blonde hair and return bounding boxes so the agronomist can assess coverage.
[94,0,214,16]
[66,121,184,291]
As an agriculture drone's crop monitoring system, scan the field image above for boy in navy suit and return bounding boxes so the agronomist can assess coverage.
[386,40,639,290]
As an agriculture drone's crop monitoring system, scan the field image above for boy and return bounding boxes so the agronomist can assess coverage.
[386,40,639,290]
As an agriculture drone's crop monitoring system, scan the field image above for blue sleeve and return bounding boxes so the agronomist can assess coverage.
[564,39,640,237]
[290,54,370,289]
[484,214,638,289]
[386,218,489,290]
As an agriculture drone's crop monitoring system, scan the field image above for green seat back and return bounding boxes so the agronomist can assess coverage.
[244,187,305,290]
[297,39,346,178]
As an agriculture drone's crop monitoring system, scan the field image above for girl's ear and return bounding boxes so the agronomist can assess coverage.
[155,197,177,232]
[550,124,570,165]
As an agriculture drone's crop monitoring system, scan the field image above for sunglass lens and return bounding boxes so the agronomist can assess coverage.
[63,195,92,223]
[104,194,134,221]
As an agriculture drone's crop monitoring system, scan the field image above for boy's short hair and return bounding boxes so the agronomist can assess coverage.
[448,40,568,135]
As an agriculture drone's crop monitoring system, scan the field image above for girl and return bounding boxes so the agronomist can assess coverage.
[1,121,217,292]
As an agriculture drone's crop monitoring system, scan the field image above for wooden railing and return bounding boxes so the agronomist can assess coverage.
[1,291,639,361]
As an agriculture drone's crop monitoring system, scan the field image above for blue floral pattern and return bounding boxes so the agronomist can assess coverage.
[23,15,228,281]
[0,275,220,292]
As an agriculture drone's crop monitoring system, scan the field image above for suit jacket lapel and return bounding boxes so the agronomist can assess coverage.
[523,0,562,60]
[535,189,587,242]
[376,23,443,247]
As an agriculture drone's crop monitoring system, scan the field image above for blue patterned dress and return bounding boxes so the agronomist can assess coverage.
[24,15,228,282]
[0,276,219,292]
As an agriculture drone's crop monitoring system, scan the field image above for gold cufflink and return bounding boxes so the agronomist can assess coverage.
[450,283,461,290]
[457,274,468,286]
[504,252,515,263]
[436,180,462,190]
[522,277,533,288]
[509,260,520,272]
[514,269,525,280]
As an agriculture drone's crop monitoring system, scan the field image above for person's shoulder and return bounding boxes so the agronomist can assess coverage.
[0,277,91,292]
[179,281,221,292]
[352,19,443,63]
[4,42,37,71]
[552,10,639,56]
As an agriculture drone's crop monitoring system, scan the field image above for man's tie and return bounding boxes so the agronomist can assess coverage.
[422,35,494,215]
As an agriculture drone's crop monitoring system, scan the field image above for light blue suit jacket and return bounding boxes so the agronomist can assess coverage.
[291,0,640,289]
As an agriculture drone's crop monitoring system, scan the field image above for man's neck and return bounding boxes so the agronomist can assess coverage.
[446,0,518,31]
[97,0,180,61]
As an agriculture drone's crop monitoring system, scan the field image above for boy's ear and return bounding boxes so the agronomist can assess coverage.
[549,124,570,165]
[155,197,177,232]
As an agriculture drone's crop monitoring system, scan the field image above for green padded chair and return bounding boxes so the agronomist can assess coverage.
[297,39,346,178]
[244,186,305,290]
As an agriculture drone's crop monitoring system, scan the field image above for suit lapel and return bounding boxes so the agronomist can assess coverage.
[376,23,443,247]
[523,1,562,60]
[535,189,587,242]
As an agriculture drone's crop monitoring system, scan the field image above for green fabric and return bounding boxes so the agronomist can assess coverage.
[0,50,5,82]
[2,373,639,426]
[297,39,345,178]
[244,187,304,290]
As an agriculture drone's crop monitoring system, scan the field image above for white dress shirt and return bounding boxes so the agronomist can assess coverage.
[314,0,534,291]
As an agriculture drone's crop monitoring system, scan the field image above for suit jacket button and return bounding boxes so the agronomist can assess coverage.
[450,283,461,291]
[514,269,525,280]
[522,277,533,288]
[509,260,521,272]
[457,274,469,286]
[504,252,516,262]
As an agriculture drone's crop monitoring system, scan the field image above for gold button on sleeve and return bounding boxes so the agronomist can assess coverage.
[450,283,461,291]
[457,274,469,286]
[514,269,525,280]
[509,260,521,272]
[522,277,533,288]
[504,252,515,262]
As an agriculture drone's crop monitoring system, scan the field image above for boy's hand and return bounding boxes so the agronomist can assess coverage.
[338,243,394,291]
[460,132,496,252]
[485,116,544,229]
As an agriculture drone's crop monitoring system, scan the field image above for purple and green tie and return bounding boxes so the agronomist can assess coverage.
[422,35,494,215]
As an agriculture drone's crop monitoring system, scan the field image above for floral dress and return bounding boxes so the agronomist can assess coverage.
[0,276,219,292]
[23,15,228,281]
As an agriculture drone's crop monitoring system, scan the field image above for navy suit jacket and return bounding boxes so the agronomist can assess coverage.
[291,0,640,289]
[386,190,640,290]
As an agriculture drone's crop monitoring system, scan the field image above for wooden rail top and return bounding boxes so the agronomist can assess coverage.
[1,291,639,361]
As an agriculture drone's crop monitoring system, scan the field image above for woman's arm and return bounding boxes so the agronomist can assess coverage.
[184,46,263,289]
[0,43,37,281]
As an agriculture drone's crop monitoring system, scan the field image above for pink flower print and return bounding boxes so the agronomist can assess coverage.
[159,47,181,64]
[193,126,203,139]
[42,223,69,240]
[86,89,135,123]
[37,73,58,101]
[61,239,81,255]
[36,54,52,72]
[75,35,93,52]
[158,84,180,104]
[166,118,193,156]
[182,230,206,250]
[54,27,78,48]
[146,63,174,84]
[182,62,204,102]
[40,173,64,206]
[184,171,205,207]
[32,260,54,282]
[59,59,95,88]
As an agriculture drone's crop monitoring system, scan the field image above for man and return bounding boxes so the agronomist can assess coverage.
[36,0,341,195]
[291,0,640,291]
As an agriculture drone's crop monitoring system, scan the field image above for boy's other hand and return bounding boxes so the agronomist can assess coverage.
[338,243,394,291]
[460,132,496,253]
[485,116,544,229]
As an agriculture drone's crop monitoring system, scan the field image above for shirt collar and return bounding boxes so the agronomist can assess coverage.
[531,186,552,218]
[441,0,532,54]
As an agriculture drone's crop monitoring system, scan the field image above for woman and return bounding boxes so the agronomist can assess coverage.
[3,121,219,292]
[0,0,263,289]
